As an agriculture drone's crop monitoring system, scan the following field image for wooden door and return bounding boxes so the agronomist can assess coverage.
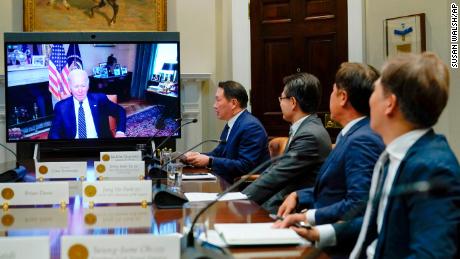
[250,0,348,137]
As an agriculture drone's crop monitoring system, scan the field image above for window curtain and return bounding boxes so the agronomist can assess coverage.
[130,44,157,99]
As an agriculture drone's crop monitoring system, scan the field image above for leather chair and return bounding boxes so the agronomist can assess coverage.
[237,136,289,183]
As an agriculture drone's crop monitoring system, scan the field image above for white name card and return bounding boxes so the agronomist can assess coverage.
[94,161,145,179]
[100,151,142,161]
[61,234,180,259]
[0,208,68,230]
[0,236,50,259]
[0,182,69,206]
[35,161,87,180]
[82,180,152,204]
[83,206,151,228]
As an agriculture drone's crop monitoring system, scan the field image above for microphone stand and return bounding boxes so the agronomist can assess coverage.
[0,142,27,182]
[181,152,300,259]
[147,119,197,177]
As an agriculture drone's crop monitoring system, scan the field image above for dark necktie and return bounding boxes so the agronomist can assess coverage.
[335,131,343,146]
[78,102,87,139]
[220,124,230,141]
[363,153,390,249]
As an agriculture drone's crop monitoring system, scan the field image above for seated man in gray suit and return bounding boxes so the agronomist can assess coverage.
[242,73,332,213]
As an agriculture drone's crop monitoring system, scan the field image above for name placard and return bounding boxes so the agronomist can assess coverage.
[100,151,142,161]
[61,234,180,259]
[0,208,68,230]
[0,182,69,206]
[83,206,151,228]
[0,236,50,259]
[82,180,152,204]
[94,161,145,179]
[35,161,87,179]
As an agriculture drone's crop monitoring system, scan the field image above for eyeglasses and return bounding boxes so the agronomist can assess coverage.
[278,96,291,102]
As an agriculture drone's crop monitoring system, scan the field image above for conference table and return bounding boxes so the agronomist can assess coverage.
[1,159,330,259]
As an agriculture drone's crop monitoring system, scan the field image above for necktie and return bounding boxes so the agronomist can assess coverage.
[350,152,389,259]
[221,124,230,141]
[78,102,87,139]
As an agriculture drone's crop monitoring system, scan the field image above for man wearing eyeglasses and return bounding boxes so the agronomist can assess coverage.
[243,73,332,213]
[48,69,126,139]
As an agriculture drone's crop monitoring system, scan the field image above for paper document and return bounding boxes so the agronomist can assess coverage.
[214,223,308,246]
[184,192,248,202]
[182,173,217,180]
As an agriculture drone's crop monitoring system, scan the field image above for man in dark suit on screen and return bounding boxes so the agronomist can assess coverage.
[48,69,127,139]
[242,73,332,213]
[184,81,270,183]
[277,52,460,259]
[275,63,384,226]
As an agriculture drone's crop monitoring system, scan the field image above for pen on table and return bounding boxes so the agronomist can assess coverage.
[269,214,312,229]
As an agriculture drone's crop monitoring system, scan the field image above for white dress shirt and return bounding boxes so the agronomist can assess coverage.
[286,115,310,147]
[225,109,245,141]
[73,97,98,139]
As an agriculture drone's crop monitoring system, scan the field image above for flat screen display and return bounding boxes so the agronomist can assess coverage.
[3,32,181,143]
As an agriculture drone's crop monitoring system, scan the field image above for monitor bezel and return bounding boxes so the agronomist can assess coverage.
[3,31,181,144]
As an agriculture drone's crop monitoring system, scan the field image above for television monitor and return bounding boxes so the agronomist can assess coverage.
[3,32,181,144]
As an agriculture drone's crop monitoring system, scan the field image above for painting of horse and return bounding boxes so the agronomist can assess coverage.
[24,0,166,32]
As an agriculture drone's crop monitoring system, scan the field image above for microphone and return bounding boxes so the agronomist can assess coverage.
[152,139,226,209]
[155,118,198,152]
[148,138,224,179]
[181,152,301,259]
[159,139,224,172]
[0,142,27,182]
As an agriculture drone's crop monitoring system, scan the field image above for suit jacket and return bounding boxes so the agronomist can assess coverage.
[48,93,126,139]
[297,118,384,225]
[207,110,270,183]
[334,130,460,258]
[242,114,332,213]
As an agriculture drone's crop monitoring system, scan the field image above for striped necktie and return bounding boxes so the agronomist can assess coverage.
[78,102,87,139]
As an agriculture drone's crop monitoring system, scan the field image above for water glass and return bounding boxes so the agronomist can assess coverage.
[167,162,184,190]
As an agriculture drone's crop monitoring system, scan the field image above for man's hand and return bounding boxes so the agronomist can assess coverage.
[115,132,126,138]
[186,153,210,167]
[272,213,306,229]
[277,192,298,217]
[290,226,320,242]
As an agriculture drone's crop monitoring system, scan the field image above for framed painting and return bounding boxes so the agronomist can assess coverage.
[385,13,426,57]
[23,0,167,32]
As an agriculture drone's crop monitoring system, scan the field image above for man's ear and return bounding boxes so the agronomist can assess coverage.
[385,93,398,115]
[339,89,348,107]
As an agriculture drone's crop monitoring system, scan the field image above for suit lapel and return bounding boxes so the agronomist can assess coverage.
[315,118,369,191]
[222,110,247,156]
[68,98,77,138]
[285,114,318,152]
[88,94,100,136]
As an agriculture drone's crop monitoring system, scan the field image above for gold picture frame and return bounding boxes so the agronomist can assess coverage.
[23,0,166,32]
[384,13,426,57]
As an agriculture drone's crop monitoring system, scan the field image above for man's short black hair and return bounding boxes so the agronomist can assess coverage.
[218,81,248,108]
[335,63,380,116]
[283,73,321,113]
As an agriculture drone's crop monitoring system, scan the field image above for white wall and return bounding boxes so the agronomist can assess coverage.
[0,0,23,163]
[365,0,460,157]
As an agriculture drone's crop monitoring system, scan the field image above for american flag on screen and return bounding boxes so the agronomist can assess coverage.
[48,44,83,100]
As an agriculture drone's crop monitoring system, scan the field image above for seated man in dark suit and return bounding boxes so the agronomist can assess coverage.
[242,73,332,213]
[48,69,126,139]
[275,63,384,226]
[184,81,270,183]
[278,52,460,259]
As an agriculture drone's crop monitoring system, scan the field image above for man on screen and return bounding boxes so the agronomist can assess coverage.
[48,69,127,139]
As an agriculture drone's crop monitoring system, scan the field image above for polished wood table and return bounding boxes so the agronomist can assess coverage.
[1,160,325,259]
